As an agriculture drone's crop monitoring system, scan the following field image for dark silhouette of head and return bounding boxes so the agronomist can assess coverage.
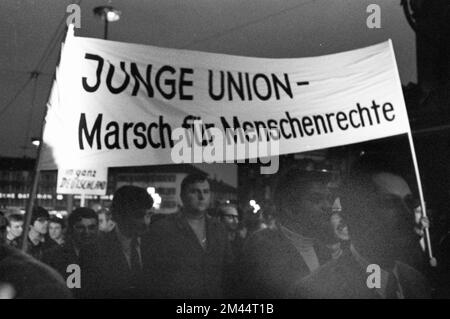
[274,168,333,238]
[340,164,419,269]
[68,207,98,247]
[111,185,153,238]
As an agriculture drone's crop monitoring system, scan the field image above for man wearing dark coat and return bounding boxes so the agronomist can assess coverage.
[142,173,231,298]
[95,185,154,298]
[42,207,100,298]
[238,169,333,298]
[294,168,432,299]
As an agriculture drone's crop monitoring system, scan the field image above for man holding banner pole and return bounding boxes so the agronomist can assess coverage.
[294,163,433,299]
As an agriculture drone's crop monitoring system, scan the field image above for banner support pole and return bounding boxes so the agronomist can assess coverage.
[406,131,437,267]
[80,194,86,207]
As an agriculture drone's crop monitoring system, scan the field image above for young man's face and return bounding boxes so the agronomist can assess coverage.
[32,217,48,235]
[181,180,211,216]
[7,220,23,239]
[48,222,62,240]
[72,218,98,246]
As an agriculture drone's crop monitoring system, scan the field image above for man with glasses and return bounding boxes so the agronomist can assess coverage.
[238,169,334,298]
[218,203,244,257]
[295,168,431,298]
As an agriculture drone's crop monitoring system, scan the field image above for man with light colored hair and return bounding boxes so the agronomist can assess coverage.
[97,208,116,233]
[6,214,23,248]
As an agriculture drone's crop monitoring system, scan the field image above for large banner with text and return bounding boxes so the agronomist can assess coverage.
[40,28,410,170]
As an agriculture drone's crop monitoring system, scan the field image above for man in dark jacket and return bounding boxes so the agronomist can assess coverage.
[25,206,52,260]
[294,168,431,299]
[43,207,100,298]
[238,169,333,298]
[96,185,154,298]
[142,173,231,298]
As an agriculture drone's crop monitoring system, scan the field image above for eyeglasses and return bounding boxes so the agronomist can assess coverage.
[223,214,239,219]
[36,217,49,223]
[74,224,98,232]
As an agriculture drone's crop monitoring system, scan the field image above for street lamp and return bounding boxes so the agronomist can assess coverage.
[93,6,121,40]
[31,137,40,147]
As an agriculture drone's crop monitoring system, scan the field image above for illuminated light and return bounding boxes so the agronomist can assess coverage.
[148,187,162,209]
[226,200,230,204]
[106,10,121,22]
[56,213,63,219]
[253,204,261,214]
[31,138,40,146]
[249,200,256,206]
[57,194,63,200]
[94,6,121,22]
[147,187,156,195]
[321,169,328,173]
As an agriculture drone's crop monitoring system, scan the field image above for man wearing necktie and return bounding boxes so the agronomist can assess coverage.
[96,185,154,298]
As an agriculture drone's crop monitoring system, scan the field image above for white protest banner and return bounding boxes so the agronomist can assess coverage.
[57,167,108,195]
[40,27,411,170]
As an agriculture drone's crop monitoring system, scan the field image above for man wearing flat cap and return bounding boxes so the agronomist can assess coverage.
[95,185,153,298]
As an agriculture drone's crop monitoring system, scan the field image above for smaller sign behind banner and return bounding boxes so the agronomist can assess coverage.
[57,167,108,195]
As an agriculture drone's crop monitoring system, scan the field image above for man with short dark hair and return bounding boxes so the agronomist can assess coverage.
[238,168,333,298]
[43,207,99,298]
[142,173,230,298]
[218,203,245,257]
[48,216,65,247]
[6,214,23,248]
[25,206,51,260]
[96,185,153,298]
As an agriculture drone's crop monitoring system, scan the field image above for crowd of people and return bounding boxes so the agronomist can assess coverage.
[0,163,449,299]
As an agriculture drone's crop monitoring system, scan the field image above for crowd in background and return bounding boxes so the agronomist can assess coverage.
[0,158,449,299]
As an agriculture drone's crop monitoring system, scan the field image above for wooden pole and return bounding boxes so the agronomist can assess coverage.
[21,142,43,252]
[21,25,73,252]
[407,131,437,267]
